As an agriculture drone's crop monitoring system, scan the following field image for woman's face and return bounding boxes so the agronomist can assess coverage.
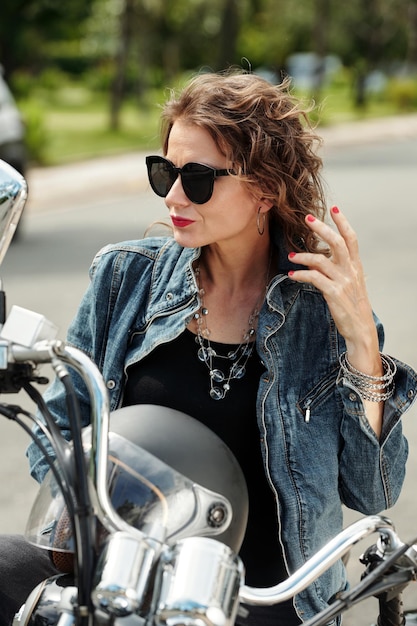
[164,120,265,251]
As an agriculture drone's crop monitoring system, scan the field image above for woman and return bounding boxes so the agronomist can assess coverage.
[3,70,416,625]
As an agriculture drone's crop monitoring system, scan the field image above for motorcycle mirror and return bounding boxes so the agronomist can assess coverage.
[0,159,28,266]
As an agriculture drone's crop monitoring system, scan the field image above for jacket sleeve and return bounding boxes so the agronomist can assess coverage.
[26,248,113,483]
[337,356,416,512]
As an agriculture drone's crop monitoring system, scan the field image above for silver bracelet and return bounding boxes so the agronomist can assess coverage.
[339,352,396,402]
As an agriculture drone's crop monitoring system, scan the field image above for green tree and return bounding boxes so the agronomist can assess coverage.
[0,0,95,81]
[103,0,251,128]
[330,0,410,107]
[407,0,417,66]
[237,0,316,73]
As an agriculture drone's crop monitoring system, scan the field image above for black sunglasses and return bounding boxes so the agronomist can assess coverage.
[146,155,232,204]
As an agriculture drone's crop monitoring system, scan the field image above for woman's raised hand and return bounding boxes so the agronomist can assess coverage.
[287,207,382,378]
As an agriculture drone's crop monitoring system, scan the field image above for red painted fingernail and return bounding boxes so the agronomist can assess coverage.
[307,214,315,222]
[331,206,340,214]
[288,270,295,277]
[288,252,297,258]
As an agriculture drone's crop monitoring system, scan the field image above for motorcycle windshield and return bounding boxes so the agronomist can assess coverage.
[25,432,231,553]
[0,160,27,266]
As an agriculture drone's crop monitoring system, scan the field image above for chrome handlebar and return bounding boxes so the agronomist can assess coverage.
[240,515,404,605]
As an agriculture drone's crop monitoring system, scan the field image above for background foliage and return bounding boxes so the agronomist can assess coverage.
[1,0,417,164]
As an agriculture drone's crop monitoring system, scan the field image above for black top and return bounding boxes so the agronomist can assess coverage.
[123,329,287,586]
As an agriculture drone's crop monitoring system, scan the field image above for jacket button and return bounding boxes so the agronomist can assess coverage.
[166,292,174,301]
[106,380,116,390]
[407,389,415,399]
[348,392,357,402]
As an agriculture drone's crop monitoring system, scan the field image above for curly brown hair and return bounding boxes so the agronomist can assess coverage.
[160,69,327,253]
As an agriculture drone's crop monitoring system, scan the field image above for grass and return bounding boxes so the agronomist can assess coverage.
[20,86,164,166]
[295,79,410,126]
[44,106,160,164]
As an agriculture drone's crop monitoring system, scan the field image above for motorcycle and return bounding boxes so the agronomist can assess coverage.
[0,159,416,626]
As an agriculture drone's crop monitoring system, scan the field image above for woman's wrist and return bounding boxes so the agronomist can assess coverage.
[339,351,396,403]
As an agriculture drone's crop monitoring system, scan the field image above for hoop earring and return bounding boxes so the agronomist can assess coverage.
[257,207,266,236]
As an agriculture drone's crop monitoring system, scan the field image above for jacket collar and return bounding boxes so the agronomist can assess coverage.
[145,240,200,320]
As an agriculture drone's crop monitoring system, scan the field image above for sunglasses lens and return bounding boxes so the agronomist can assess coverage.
[182,163,214,204]
[147,158,177,198]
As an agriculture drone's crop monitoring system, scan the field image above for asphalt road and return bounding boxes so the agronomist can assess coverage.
[0,123,416,624]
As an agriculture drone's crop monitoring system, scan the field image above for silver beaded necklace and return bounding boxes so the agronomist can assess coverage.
[193,255,272,401]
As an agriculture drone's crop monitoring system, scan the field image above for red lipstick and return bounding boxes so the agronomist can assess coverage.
[171,216,195,228]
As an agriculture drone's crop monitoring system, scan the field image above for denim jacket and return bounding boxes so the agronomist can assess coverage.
[27,235,417,623]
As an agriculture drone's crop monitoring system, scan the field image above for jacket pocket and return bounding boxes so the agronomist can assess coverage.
[297,368,339,423]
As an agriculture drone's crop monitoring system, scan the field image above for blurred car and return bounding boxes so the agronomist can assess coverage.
[286,52,342,91]
[0,69,27,239]
[0,69,26,177]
